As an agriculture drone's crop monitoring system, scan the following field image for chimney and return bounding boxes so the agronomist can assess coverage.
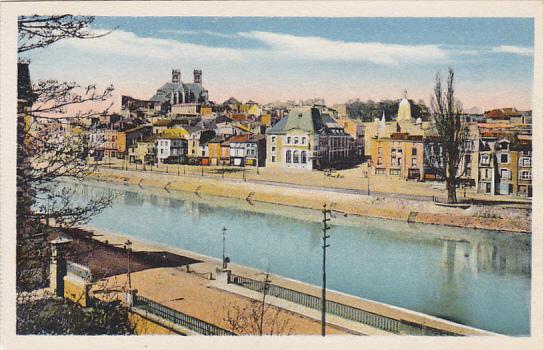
[193,69,202,85]
[172,69,180,83]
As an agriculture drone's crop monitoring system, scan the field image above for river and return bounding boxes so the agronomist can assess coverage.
[68,180,531,335]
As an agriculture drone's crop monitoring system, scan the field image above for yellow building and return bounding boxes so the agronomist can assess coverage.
[260,114,272,127]
[370,132,425,180]
[128,138,156,164]
[247,104,262,116]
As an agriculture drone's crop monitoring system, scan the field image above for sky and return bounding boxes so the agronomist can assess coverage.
[22,17,535,111]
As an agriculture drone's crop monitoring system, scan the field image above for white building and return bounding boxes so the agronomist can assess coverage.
[156,135,187,164]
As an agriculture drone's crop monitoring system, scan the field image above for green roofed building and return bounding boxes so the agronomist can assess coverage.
[265,107,355,170]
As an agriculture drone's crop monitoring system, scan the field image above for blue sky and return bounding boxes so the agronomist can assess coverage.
[23,17,534,110]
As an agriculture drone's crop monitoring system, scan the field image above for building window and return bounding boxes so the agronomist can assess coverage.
[301,151,307,163]
[272,146,276,152]
[500,169,511,180]
[294,137,299,144]
[481,154,490,165]
[286,150,292,163]
[411,157,417,167]
[271,136,276,143]
[377,157,383,166]
[271,155,276,162]
[498,141,509,151]
[302,137,306,144]
[287,136,291,144]
[293,151,299,163]
[375,168,385,175]
[412,148,417,156]
[378,147,383,156]
[390,169,400,176]
[520,170,531,180]
[500,154,509,163]
[520,157,531,167]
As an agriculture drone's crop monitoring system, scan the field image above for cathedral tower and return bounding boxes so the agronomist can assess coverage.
[172,69,181,83]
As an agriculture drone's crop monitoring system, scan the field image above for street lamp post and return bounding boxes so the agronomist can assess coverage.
[321,204,331,336]
[222,227,228,269]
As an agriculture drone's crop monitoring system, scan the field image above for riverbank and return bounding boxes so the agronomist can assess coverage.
[90,168,531,233]
[74,225,493,336]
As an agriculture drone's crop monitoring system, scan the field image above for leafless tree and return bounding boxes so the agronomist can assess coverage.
[222,274,293,335]
[427,68,470,204]
[17,15,116,291]
[18,15,112,53]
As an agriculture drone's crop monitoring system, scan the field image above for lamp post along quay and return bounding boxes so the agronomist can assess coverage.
[217,227,230,283]
[321,204,332,336]
[222,226,228,269]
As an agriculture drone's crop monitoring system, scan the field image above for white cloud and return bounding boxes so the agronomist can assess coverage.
[158,29,200,36]
[55,29,464,66]
[159,29,240,39]
[55,30,245,62]
[491,45,533,56]
[238,31,451,65]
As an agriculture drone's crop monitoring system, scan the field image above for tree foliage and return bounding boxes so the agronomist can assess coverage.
[17,297,133,335]
[346,98,430,122]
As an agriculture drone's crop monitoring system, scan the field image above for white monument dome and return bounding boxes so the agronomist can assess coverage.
[397,89,412,121]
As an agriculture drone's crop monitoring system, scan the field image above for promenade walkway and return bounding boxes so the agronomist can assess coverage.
[84,228,493,337]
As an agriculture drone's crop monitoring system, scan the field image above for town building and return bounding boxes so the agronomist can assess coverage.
[149,69,209,117]
[156,134,188,164]
[104,129,119,159]
[336,118,365,161]
[229,134,266,167]
[128,137,157,164]
[266,107,355,170]
[117,125,152,157]
[206,136,229,166]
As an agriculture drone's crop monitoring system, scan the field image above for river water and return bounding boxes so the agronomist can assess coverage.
[70,180,531,335]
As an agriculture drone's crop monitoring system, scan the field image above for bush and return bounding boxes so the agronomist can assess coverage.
[17,297,133,335]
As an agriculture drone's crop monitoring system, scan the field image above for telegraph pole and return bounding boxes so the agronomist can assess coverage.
[125,239,132,289]
[321,204,331,336]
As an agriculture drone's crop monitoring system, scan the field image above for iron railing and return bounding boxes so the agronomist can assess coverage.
[66,261,93,282]
[133,295,235,336]
[228,273,458,336]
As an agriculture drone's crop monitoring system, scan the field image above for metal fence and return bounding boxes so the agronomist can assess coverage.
[133,295,235,336]
[228,273,458,336]
[66,261,93,282]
